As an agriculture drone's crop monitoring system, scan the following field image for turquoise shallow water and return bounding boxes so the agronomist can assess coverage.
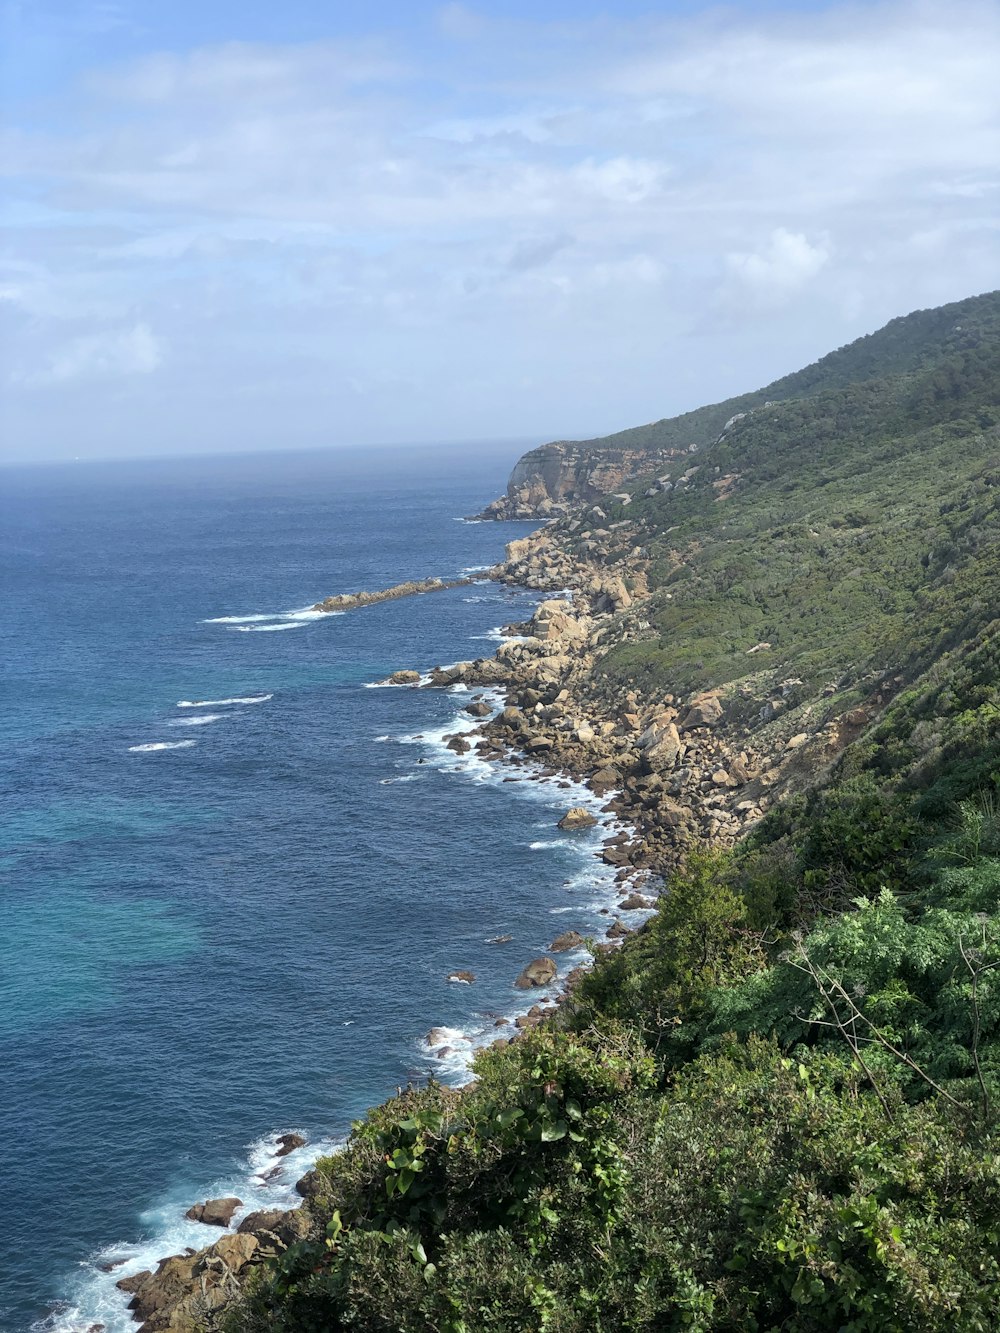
[0,446,630,1331]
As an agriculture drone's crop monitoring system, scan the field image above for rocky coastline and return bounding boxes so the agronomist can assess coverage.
[108,515,854,1332]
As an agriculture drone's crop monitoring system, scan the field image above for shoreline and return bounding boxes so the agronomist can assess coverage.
[71,517,770,1333]
[92,537,669,1333]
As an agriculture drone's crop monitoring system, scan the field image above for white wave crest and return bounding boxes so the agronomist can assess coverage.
[128,740,197,753]
[167,714,225,727]
[177,695,272,708]
[228,622,304,632]
[202,613,275,624]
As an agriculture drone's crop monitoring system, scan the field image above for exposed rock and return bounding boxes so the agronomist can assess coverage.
[680,694,724,730]
[274,1133,306,1158]
[185,1197,242,1228]
[465,700,492,717]
[446,735,472,754]
[448,970,476,984]
[557,806,597,829]
[388,669,421,685]
[314,577,472,614]
[785,733,809,750]
[237,1208,291,1237]
[619,893,654,911]
[549,930,585,953]
[514,957,558,989]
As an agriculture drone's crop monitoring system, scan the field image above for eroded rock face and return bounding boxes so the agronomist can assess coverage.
[471,441,694,520]
[514,957,558,989]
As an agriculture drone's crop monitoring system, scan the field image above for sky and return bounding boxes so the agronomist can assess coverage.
[1,0,998,463]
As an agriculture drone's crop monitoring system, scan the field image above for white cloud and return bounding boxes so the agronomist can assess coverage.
[1,1,998,457]
[18,323,163,386]
[727,229,831,300]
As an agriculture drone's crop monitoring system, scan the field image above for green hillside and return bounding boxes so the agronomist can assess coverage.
[548,289,1000,458]
[225,295,1000,1333]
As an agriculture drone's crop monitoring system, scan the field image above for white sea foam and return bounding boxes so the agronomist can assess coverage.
[529,840,564,850]
[204,604,342,630]
[127,740,197,753]
[42,1129,341,1333]
[177,695,272,708]
[461,564,493,573]
[167,713,225,727]
[228,622,304,632]
[201,613,275,624]
[379,774,420,784]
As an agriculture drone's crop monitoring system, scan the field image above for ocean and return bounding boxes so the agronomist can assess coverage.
[0,445,631,1332]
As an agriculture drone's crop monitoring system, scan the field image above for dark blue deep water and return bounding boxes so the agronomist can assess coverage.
[0,446,627,1332]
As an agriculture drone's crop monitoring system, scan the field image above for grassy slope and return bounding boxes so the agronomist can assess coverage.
[228,294,1000,1333]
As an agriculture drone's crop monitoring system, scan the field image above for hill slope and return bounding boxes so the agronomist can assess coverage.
[477,290,1000,519]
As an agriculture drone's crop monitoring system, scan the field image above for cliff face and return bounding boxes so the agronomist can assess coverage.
[474,440,698,520]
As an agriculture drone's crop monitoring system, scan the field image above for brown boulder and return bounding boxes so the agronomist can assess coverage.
[446,735,471,754]
[185,1197,242,1228]
[514,957,558,989]
[620,893,654,911]
[680,695,723,730]
[447,970,476,984]
[557,807,597,830]
[465,700,491,717]
[238,1208,290,1237]
[388,670,420,685]
[275,1133,305,1158]
[549,930,584,953]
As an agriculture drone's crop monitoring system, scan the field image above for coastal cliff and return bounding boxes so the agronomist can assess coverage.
[117,290,1000,1331]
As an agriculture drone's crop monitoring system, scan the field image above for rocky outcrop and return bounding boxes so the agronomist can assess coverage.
[185,1197,242,1228]
[557,807,597,829]
[472,441,696,520]
[314,577,474,614]
[514,957,558,989]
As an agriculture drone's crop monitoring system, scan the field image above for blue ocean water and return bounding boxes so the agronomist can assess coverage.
[0,446,630,1333]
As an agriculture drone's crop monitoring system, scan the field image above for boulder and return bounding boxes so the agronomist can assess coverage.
[514,957,558,989]
[590,766,620,792]
[210,1232,258,1274]
[680,695,723,730]
[465,700,491,717]
[638,720,684,769]
[388,670,421,685]
[185,1197,242,1228]
[549,930,584,953]
[619,893,654,911]
[447,970,476,984]
[274,1133,305,1158]
[557,807,597,830]
[786,733,808,750]
[238,1208,291,1237]
[446,736,471,754]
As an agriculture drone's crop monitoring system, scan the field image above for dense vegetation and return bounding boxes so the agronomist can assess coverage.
[227,295,1000,1331]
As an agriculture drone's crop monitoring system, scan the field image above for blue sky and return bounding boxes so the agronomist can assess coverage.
[2,0,998,461]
